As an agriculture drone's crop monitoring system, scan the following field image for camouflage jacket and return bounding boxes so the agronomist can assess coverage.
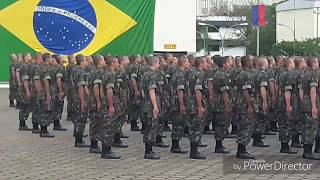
[253,68,269,112]
[300,68,319,113]
[235,69,255,113]
[73,67,88,104]
[211,68,232,112]
[170,68,188,113]
[141,68,161,116]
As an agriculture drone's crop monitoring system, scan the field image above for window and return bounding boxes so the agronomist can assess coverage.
[208,45,220,52]
[208,26,219,33]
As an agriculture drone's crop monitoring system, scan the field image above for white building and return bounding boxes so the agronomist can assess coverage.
[276,0,320,42]
[197,16,247,56]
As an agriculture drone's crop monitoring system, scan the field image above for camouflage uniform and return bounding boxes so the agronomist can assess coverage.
[115,69,129,134]
[87,65,101,141]
[170,68,187,141]
[300,69,319,145]
[127,63,142,129]
[141,68,161,144]
[99,69,121,146]
[17,61,32,125]
[267,67,277,127]
[9,62,17,104]
[211,68,231,141]
[36,63,53,127]
[54,64,66,123]
[235,69,255,146]
[253,68,269,136]
[228,67,242,134]
[186,68,206,143]
[278,69,299,143]
[29,62,40,126]
[72,66,88,136]
[66,63,77,121]
[204,67,214,131]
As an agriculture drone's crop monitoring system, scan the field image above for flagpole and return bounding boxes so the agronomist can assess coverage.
[257,26,260,56]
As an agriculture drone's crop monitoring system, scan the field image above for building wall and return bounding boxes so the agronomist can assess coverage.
[197,46,246,57]
[277,8,315,42]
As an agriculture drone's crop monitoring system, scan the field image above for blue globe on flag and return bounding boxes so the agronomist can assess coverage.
[33,0,97,55]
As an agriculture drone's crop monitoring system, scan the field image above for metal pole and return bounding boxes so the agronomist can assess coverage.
[257,26,260,56]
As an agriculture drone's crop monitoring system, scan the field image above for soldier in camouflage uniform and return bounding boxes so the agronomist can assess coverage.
[210,56,232,154]
[52,55,67,131]
[141,56,162,159]
[266,56,278,133]
[170,55,190,154]
[290,57,305,148]
[15,54,23,109]
[252,57,270,147]
[235,56,255,159]
[35,53,55,138]
[277,58,298,154]
[9,54,18,107]
[72,54,90,147]
[86,54,105,154]
[66,55,76,121]
[300,57,320,160]
[16,53,33,131]
[185,56,209,159]
[29,52,43,134]
[127,55,142,131]
[99,56,122,159]
[111,56,129,148]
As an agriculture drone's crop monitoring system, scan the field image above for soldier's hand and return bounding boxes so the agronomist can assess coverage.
[153,107,160,119]
[108,106,115,118]
[46,95,52,104]
[197,107,205,118]
[81,103,87,113]
[135,91,140,97]
[262,102,268,114]
[312,107,318,119]
[179,105,186,115]
[271,96,276,107]
[286,106,292,117]
[58,92,64,101]
[26,91,31,100]
[96,102,102,112]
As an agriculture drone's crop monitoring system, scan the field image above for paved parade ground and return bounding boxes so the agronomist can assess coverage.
[0,88,320,180]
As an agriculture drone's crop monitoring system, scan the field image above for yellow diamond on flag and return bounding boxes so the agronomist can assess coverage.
[0,0,137,55]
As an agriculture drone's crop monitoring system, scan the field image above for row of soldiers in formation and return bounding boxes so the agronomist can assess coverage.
[7,52,320,160]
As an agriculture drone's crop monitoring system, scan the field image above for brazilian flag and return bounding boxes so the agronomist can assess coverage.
[0,0,156,82]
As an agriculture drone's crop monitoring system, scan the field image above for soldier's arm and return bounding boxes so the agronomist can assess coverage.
[34,68,42,95]
[260,87,268,111]
[299,84,303,101]
[56,72,64,99]
[106,76,115,112]
[268,79,276,107]
[79,85,86,108]
[21,67,31,97]
[44,75,51,100]
[11,68,16,84]
[149,88,158,109]
[242,78,253,112]
[93,76,102,110]
[310,86,317,112]
[16,69,21,86]
[284,73,293,111]
[207,79,214,102]
[220,76,231,112]
[131,76,139,96]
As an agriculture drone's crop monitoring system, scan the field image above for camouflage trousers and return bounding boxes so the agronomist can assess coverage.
[128,104,141,124]
[171,112,186,141]
[53,98,64,122]
[188,114,204,143]
[213,112,226,141]
[142,113,160,144]
[19,100,32,123]
[116,114,127,133]
[66,89,74,120]
[278,112,293,143]
[292,113,303,136]
[72,101,88,135]
[301,112,318,145]
[88,110,101,141]
[37,99,52,127]
[9,82,16,101]
[253,113,267,135]
[237,113,254,146]
[100,113,118,146]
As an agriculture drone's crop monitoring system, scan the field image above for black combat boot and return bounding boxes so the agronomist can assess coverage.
[16,101,21,109]
[189,142,206,159]
[314,137,320,153]
[112,133,128,148]
[280,142,297,154]
[303,144,320,160]
[89,139,101,154]
[170,139,187,154]
[263,124,276,135]
[153,134,170,148]
[215,140,231,154]
[19,120,31,131]
[184,125,190,137]
[9,100,15,107]
[130,120,141,131]
[144,143,160,159]
[32,122,40,134]
[40,126,55,138]
[203,126,214,134]
[120,130,129,138]
[101,143,121,159]
[53,120,67,131]
[252,133,270,147]
[270,121,279,132]
[74,133,89,148]
[163,120,171,131]
[231,125,238,135]
[291,134,303,148]
[236,143,255,159]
